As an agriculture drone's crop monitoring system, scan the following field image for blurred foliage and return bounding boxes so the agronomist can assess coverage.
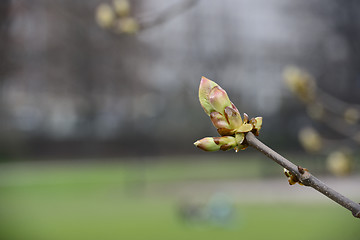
[1,0,360,158]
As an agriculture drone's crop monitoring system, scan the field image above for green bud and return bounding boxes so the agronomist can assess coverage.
[117,17,139,34]
[195,76,264,153]
[298,127,322,153]
[113,0,130,17]
[250,117,263,136]
[96,3,115,28]
[194,136,236,152]
[199,76,218,116]
[284,168,297,185]
[194,137,220,151]
[327,151,353,177]
[283,168,304,186]
[283,66,316,103]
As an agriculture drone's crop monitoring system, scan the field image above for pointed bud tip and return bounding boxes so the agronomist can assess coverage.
[193,137,221,151]
[199,76,219,115]
[200,76,207,81]
[200,76,217,89]
[200,76,213,83]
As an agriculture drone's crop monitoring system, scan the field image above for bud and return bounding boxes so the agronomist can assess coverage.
[199,76,219,115]
[250,117,263,136]
[96,3,115,28]
[194,137,220,152]
[199,77,247,136]
[298,127,322,153]
[199,77,233,116]
[195,77,264,153]
[194,136,236,152]
[327,151,353,177]
[116,17,139,34]
[283,66,316,103]
[113,0,130,17]
[283,168,303,185]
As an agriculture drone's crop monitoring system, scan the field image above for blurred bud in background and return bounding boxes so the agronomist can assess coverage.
[96,0,138,35]
[113,0,131,17]
[116,17,139,34]
[326,150,353,177]
[298,127,322,153]
[96,3,115,28]
[343,108,360,125]
[283,66,316,103]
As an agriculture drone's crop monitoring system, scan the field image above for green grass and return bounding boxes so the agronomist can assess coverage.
[0,157,359,240]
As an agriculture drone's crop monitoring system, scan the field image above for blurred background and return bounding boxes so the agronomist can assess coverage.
[0,0,360,239]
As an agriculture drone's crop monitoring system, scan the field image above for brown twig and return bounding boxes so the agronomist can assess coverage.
[245,132,360,218]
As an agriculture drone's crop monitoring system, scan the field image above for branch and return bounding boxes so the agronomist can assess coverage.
[139,0,199,30]
[245,132,360,218]
[316,87,360,116]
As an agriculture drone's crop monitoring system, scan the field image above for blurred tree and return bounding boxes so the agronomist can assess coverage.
[0,0,11,79]
[1,0,359,159]
[0,0,15,158]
